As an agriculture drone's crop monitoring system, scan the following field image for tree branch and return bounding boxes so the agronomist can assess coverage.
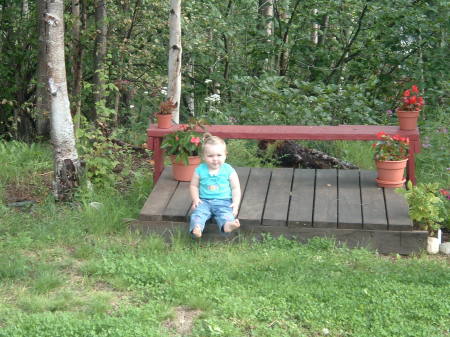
[325,3,368,83]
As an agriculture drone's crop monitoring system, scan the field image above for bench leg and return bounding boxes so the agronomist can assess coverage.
[152,138,164,184]
[406,141,417,185]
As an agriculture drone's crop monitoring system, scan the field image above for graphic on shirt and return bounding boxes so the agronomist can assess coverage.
[208,185,219,191]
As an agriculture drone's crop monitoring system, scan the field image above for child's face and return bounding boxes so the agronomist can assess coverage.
[203,143,226,170]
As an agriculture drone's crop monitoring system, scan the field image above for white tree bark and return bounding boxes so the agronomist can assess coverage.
[311,8,319,45]
[167,0,182,123]
[44,0,81,201]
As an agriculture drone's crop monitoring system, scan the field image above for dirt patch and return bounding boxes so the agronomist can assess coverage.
[164,306,202,336]
[4,172,53,204]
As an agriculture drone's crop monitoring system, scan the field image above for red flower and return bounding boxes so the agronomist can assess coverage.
[376,131,386,140]
[411,85,419,93]
[190,137,201,146]
[440,189,449,196]
[403,89,411,97]
[409,96,417,104]
[418,97,424,106]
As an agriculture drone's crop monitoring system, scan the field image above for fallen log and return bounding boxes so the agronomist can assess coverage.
[259,140,359,169]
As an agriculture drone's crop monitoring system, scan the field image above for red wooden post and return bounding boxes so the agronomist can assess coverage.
[152,137,164,184]
[406,139,420,185]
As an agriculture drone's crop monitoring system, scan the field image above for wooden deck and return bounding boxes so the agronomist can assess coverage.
[137,167,427,254]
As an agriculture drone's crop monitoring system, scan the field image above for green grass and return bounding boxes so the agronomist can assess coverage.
[0,128,449,336]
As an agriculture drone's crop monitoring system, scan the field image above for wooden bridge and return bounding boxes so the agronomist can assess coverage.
[134,123,426,254]
[137,166,427,255]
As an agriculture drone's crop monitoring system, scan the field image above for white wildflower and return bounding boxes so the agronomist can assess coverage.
[204,79,212,84]
[204,94,221,103]
[129,105,135,108]
[144,91,149,94]
[161,87,167,96]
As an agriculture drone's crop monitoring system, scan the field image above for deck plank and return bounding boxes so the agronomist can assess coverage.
[288,169,315,227]
[314,169,338,228]
[263,168,294,226]
[338,170,362,229]
[360,170,387,230]
[140,168,178,221]
[384,188,413,231]
[238,168,271,225]
[235,167,250,209]
[162,181,192,222]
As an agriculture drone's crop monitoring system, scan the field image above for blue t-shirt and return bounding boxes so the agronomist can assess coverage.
[195,163,235,199]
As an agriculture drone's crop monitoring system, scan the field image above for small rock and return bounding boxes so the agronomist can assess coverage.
[7,200,36,208]
[439,242,450,255]
[89,202,104,210]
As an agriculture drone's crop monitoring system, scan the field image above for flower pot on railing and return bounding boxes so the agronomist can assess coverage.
[170,155,201,182]
[396,85,424,131]
[397,109,419,131]
[375,159,408,188]
[156,113,172,129]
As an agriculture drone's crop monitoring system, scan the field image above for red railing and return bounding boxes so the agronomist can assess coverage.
[147,124,420,184]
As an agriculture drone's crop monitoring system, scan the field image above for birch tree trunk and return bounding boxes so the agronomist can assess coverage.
[258,0,273,72]
[167,0,182,123]
[93,0,108,120]
[278,0,291,76]
[43,0,81,201]
[311,9,319,45]
[36,0,50,137]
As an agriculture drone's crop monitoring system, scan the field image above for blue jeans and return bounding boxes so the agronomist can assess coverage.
[189,198,235,235]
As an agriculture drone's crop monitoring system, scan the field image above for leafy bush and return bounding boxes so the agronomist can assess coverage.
[397,181,448,235]
[204,76,389,126]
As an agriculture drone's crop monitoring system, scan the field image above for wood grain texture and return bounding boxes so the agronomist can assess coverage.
[338,170,362,229]
[263,168,294,226]
[238,168,271,225]
[314,169,338,228]
[288,169,315,227]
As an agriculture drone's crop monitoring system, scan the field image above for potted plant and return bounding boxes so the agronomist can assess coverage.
[396,181,448,254]
[155,98,176,129]
[161,122,204,181]
[372,132,409,188]
[396,85,425,130]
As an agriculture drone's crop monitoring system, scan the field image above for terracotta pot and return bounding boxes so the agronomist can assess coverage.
[396,109,419,131]
[170,155,201,182]
[156,113,172,129]
[375,159,408,188]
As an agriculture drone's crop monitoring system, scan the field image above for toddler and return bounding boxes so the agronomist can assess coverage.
[189,133,241,238]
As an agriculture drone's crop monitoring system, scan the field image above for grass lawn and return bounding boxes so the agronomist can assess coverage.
[0,129,449,337]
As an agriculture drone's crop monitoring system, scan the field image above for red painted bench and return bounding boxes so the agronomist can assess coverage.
[147,124,420,185]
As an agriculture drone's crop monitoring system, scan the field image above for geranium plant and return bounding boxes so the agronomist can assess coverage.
[156,98,177,115]
[161,120,205,165]
[398,85,425,111]
[372,132,409,161]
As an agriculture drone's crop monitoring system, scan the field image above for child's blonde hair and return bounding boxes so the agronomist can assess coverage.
[202,133,226,155]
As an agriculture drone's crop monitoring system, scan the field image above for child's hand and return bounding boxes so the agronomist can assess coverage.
[230,203,239,217]
[192,199,202,209]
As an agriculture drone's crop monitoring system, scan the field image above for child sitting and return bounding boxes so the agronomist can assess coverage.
[189,133,241,238]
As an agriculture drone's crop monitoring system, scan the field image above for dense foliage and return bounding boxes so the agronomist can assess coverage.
[0,0,449,139]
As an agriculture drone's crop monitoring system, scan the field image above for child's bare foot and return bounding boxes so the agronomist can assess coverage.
[192,226,202,238]
[223,219,240,233]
